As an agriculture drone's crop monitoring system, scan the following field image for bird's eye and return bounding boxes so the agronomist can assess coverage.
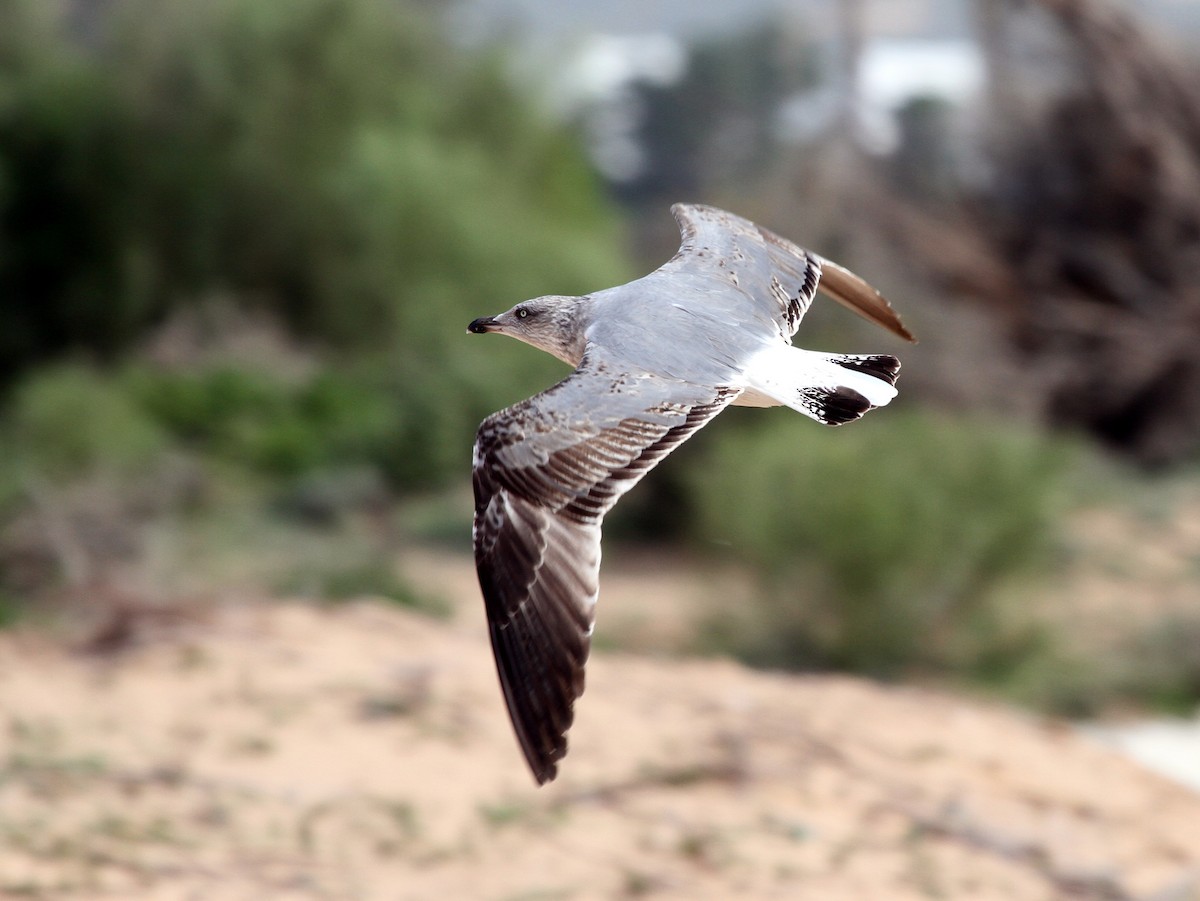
[516,307,529,319]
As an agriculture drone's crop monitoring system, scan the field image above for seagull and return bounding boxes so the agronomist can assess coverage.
[467,203,915,784]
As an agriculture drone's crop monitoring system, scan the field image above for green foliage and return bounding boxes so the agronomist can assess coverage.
[688,410,1075,678]
[1006,613,1200,718]
[277,559,449,618]
[120,358,499,493]
[0,592,22,629]
[8,364,167,480]
[0,17,151,379]
[123,365,395,479]
[0,0,628,396]
[1,0,630,498]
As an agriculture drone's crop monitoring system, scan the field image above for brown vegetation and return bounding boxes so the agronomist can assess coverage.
[903,0,1200,465]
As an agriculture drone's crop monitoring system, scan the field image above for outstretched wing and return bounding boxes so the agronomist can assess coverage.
[664,203,916,343]
[472,348,739,784]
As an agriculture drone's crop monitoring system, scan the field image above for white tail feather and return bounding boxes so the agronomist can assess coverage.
[740,345,899,424]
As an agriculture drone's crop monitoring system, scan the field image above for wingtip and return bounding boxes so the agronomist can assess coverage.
[815,257,918,343]
[520,732,568,786]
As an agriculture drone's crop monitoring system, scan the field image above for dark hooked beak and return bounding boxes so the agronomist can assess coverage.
[467,316,498,334]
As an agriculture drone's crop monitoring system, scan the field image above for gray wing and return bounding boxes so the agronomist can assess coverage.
[663,203,916,343]
[472,348,739,784]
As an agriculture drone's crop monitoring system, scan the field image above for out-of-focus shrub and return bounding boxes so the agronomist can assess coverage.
[1,0,630,496]
[121,360,486,493]
[687,410,1075,678]
[0,0,627,398]
[8,364,168,480]
[1010,612,1200,717]
[0,363,187,611]
[123,366,392,479]
[276,559,450,618]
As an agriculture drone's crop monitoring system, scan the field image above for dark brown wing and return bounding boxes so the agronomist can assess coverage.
[472,350,739,783]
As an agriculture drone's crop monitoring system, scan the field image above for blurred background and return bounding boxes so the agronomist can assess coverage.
[5,0,1200,706]
[3,0,1200,809]
[4,0,1200,895]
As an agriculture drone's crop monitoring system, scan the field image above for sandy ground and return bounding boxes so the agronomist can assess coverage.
[1,593,1199,901]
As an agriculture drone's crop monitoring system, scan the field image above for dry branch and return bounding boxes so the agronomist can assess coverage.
[972,0,1200,464]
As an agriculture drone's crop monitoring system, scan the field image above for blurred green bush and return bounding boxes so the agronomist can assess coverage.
[0,0,627,399]
[1006,611,1200,718]
[687,410,1076,679]
[8,364,168,480]
[0,0,629,492]
[0,0,629,613]
[125,366,389,479]
[120,361,474,492]
[276,558,450,618]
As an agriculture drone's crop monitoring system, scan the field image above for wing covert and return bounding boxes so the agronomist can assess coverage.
[665,203,915,342]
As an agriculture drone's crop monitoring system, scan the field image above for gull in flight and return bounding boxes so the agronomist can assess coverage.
[467,204,915,784]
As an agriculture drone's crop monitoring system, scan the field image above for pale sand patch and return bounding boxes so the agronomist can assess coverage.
[0,600,1198,900]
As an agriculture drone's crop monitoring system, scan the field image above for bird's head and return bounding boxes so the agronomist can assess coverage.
[467,295,587,367]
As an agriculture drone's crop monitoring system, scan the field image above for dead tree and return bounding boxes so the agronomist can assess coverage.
[973,0,1200,465]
